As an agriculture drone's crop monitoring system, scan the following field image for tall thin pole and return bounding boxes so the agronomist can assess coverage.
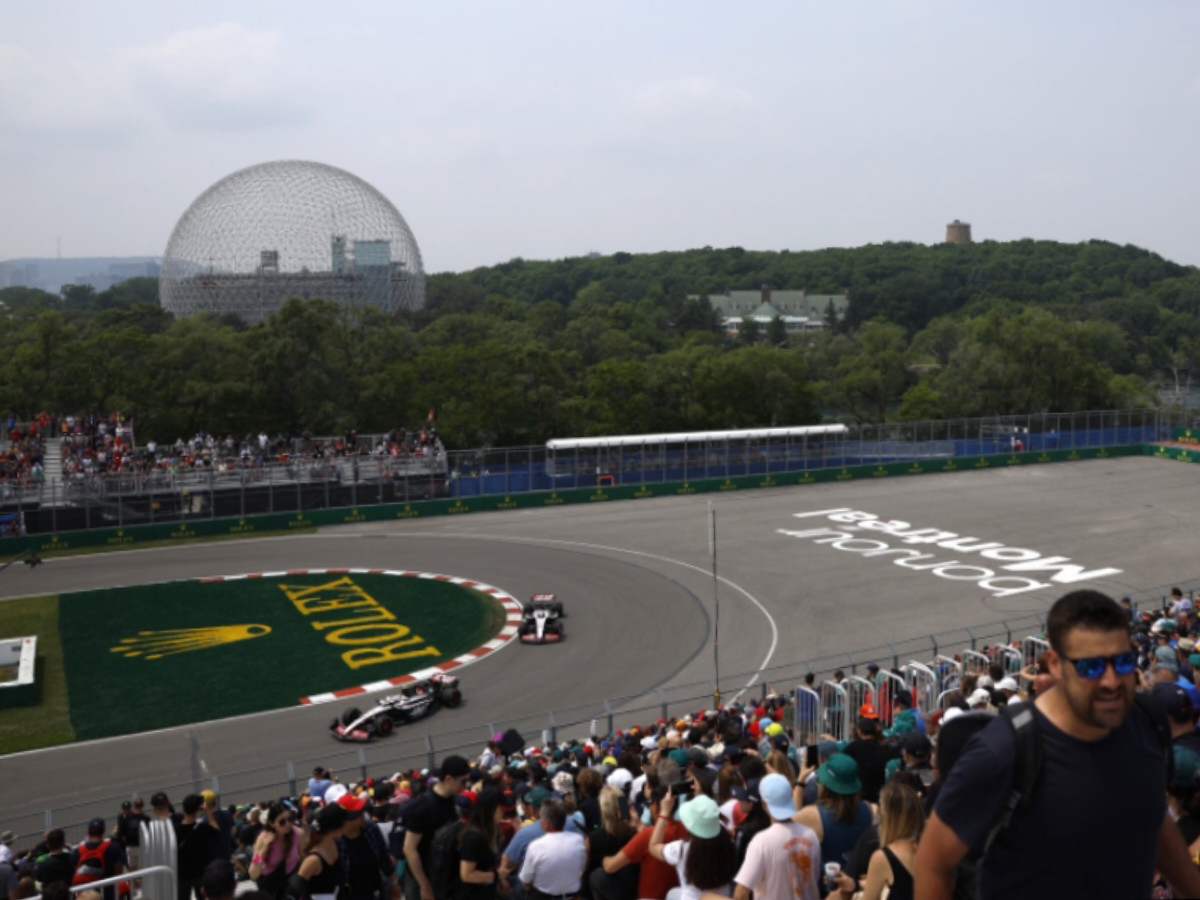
[710,501,720,707]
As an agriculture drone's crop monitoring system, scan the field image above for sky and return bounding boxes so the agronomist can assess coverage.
[1,1,1198,273]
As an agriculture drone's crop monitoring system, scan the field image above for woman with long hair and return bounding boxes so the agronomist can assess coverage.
[249,803,304,899]
[586,787,638,898]
[291,804,346,900]
[831,780,922,900]
[794,754,873,873]
[765,750,796,785]
[458,787,505,900]
[649,793,736,900]
[577,767,604,832]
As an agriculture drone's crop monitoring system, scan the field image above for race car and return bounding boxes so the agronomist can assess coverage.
[519,593,566,644]
[330,673,462,741]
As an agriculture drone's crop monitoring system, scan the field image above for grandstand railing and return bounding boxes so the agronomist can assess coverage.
[9,590,1182,848]
[1,408,1189,537]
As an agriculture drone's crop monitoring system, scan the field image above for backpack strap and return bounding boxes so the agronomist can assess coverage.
[981,701,1040,857]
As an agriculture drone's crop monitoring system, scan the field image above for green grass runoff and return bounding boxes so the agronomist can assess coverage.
[0,595,75,754]
[56,573,505,742]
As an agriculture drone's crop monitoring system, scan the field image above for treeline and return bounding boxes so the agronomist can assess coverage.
[0,239,1196,447]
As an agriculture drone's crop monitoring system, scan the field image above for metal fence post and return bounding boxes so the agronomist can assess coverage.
[45,808,53,830]
[426,735,436,771]
[287,761,297,797]
[604,701,614,738]
[357,747,369,782]
[659,689,669,722]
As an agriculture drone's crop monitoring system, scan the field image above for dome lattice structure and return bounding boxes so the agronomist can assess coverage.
[160,160,425,323]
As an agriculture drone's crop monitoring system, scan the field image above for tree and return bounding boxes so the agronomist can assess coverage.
[738,316,761,345]
[766,316,788,346]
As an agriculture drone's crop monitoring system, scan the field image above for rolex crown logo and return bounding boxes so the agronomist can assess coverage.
[112,624,271,660]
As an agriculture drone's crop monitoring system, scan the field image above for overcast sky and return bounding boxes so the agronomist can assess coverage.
[1,2,1197,273]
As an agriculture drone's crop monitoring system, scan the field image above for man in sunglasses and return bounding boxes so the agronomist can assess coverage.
[915,589,1200,900]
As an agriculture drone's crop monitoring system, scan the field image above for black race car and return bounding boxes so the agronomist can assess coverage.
[330,673,462,741]
[519,593,566,644]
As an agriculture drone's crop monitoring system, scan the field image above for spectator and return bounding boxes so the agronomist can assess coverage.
[884,734,933,792]
[732,773,820,900]
[34,829,72,890]
[308,769,334,802]
[69,818,125,900]
[403,756,470,900]
[1167,747,1200,846]
[294,803,347,900]
[601,765,687,900]
[179,794,224,900]
[883,691,921,739]
[518,800,586,899]
[649,793,735,900]
[843,714,896,804]
[248,803,302,899]
[500,784,586,891]
[730,780,770,873]
[586,787,637,900]
[117,800,148,871]
[199,859,235,900]
[916,589,1200,899]
[337,791,393,900]
[576,768,604,832]
[794,754,872,874]
[457,787,505,900]
[831,780,921,900]
[0,831,13,866]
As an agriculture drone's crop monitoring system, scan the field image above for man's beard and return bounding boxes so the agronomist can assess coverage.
[1071,682,1132,730]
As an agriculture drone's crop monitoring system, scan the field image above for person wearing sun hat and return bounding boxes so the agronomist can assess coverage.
[795,754,872,876]
[649,792,737,900]
[732,773,820,900]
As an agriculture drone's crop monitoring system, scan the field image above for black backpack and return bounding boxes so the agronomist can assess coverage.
[428,819,465,900]
[982,694,1172,856]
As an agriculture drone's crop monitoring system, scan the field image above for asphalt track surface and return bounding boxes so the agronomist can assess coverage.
[4,456,1200,838]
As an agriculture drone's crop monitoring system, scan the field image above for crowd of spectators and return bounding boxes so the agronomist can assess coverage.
[4,589,1200,900]
[0,414,50,486]
[1,411,445,488]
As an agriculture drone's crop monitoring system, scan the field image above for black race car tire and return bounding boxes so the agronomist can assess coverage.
[377,717,395,736]
[341,707,362,727]
[441,688,463,708]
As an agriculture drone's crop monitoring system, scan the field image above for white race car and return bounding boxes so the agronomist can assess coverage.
[330,673,462,741]
[519,593,566,644]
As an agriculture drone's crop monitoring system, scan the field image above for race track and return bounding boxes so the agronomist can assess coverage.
[3,456,1200,839]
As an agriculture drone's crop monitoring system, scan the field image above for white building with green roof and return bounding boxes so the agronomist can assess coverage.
[695,286,849,335]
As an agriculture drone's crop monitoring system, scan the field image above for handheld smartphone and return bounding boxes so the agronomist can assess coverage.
[805,744,819,768]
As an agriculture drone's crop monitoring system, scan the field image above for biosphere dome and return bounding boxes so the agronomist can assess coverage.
[159,160,425,323]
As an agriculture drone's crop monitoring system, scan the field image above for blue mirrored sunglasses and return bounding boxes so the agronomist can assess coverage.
[1062,651,1138,680]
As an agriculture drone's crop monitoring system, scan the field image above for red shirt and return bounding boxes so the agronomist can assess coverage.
[620,821,687,900]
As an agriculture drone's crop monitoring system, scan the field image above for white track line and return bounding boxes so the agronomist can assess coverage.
[358,529,780,699]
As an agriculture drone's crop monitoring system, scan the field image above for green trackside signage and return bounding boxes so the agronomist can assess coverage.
[56,572,505,740]
[0,445,1147,558]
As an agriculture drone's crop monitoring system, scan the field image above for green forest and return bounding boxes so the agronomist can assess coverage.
[1,239,1197,448]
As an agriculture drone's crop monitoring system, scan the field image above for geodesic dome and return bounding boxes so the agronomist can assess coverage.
[160,160,425,324]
